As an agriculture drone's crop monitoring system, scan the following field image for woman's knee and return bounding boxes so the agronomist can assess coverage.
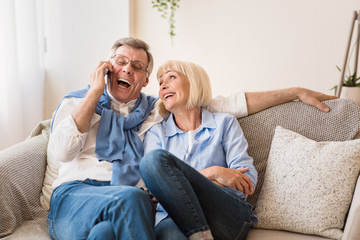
[140,149,168,174]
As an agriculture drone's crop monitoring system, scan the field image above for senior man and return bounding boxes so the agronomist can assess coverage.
[47,37,336,240]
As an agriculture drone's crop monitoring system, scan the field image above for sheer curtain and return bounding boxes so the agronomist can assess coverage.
[0,0,44,150]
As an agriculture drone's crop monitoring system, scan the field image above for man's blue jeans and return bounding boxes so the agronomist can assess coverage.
[140,149,254,240]
[47,179,156,240]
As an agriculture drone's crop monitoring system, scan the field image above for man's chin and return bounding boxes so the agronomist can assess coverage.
[107,88,128,102]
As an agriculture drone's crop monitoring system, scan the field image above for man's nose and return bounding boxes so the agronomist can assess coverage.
[122,63,134,75]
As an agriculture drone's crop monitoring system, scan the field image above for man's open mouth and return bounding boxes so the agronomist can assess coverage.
[117,79,131,88]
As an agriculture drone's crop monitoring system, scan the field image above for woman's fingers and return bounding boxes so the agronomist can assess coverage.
[203,166,254,196]
[235,168,254,196]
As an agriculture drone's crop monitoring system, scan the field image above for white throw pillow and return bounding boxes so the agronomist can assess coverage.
[40,147,59,210]
[254,126,360,240]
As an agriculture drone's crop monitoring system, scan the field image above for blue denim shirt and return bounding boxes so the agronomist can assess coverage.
[144,108,258,225]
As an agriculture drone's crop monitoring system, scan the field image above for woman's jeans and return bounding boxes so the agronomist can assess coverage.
[47,179,155,240]
[140,149,254,240]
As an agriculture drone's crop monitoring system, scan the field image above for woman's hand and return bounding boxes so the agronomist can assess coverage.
[199,166,254,197]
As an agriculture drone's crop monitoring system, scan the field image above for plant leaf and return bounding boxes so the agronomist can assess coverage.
[329,85,338,96]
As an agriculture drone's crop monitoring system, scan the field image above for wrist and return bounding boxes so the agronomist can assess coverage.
[87,87,104,102]
[200,166,219,180]
[289,87,303,100]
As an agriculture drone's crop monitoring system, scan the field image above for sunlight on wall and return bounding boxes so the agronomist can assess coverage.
[133,0,360,99]
[43,0,131,119]
[0,0,44,150]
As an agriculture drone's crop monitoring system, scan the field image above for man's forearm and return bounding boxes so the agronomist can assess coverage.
[72,89,103,133]
[245,88,298,115]
[245,87,336,115]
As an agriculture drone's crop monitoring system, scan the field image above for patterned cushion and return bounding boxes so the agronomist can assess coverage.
[254,126,360,239]
[0,120,50,237]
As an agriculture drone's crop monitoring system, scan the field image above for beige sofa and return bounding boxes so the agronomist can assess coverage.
[1,98,360,240]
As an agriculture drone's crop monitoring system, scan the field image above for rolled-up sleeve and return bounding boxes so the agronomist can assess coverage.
[206,90,248,118]
[49,115,88,162]
[48,98,88,163]
[223,116,258,189]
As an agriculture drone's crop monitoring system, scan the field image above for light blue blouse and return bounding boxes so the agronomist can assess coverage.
[143,108,258,225]
[144,108,258,195]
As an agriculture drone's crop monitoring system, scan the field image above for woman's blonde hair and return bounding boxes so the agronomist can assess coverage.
[157,60,212,114]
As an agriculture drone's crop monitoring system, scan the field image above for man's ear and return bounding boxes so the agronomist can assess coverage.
[143,76,149,87]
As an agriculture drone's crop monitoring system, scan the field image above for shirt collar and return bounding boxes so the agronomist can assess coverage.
[164,108,216,137]
[108,89,137,116]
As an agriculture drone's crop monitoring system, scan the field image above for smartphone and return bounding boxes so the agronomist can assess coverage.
[105,68,111,86]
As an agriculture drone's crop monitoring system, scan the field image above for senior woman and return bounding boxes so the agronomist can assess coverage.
[140,60,258,240]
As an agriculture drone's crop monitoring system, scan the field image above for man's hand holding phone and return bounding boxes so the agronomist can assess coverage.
[72,61,113,133]
[89,61,113,95]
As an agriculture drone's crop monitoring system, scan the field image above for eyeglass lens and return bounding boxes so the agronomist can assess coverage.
[113,55,147,72]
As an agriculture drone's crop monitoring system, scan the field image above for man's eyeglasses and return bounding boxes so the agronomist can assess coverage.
[111,54,148,73]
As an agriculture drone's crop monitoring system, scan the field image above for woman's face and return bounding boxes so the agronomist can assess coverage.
[158,70,190,113]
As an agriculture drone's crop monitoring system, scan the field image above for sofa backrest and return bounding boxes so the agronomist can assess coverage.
[238,98,360,206]
[0,120,50,237]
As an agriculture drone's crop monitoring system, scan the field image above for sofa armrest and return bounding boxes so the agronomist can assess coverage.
[0,120,50,237]
[342,175,360,240]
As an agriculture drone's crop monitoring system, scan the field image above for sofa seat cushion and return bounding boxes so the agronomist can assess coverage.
[1,218,50,240]
[246,229,330,240]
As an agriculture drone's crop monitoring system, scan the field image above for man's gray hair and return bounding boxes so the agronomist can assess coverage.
[111,37,154,75]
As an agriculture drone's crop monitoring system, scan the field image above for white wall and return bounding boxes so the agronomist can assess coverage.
[133,0,360,99]
[44,0,130,118]
[42,0,360,119]
[0,0,45,150]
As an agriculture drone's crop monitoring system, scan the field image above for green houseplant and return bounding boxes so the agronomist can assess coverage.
[332,66,360,96]
[151,0,181,43]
